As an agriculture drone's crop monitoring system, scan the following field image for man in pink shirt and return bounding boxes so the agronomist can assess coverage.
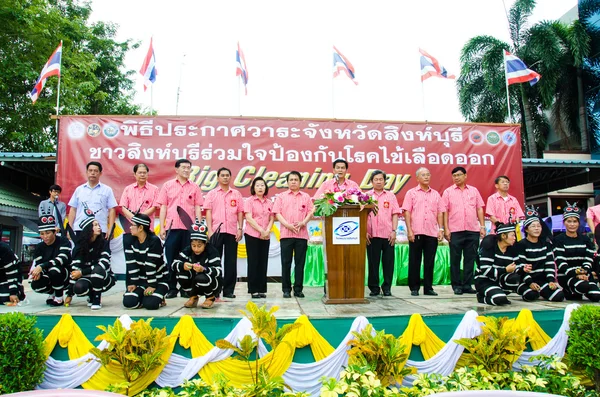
[120,163,159,226]
[204,167,244,299]
[485,175,524,225]
[314,158,360,199]
[366,170,401,297]
[273,171,314,298]
[402,167,444,296]
[157,159,203,298]
[441,166,486,295]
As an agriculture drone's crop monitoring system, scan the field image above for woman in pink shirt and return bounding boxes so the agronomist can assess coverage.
[244,177,274,298]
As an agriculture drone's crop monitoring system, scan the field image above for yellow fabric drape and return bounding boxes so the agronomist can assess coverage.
[41,309,560,393]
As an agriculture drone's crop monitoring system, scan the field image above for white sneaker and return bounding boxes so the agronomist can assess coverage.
[90,303,102,310]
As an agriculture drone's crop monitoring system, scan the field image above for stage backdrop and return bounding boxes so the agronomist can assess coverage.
[56,116,524,203]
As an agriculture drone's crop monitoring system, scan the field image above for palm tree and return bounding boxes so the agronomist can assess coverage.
[457,0,592,158]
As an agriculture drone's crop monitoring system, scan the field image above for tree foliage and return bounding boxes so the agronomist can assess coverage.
[457,0,598,158]
[0,0,141,152]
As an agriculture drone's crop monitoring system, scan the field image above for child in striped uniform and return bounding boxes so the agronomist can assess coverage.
[65,212,116,310]
[173,220,222,309]
[0,242,25,305]
[123,213,168,310]
[475,221,521,305]
[516,207,564,302]
[553,202,600,302]
[30,215,71,306]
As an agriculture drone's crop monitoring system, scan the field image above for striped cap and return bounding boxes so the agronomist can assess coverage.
[190,220,208,242]
[79,208,96,230]
[38,215,57,232]
[563,202,580,220]
[523,206,541,229]
[496,222,517,235]
[132,213,151,227]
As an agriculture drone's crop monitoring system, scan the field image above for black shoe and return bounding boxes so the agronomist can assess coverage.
[165,290,178,299]
[462,288,477,294]
[223,293,236,299]
[477,295,485,304]
[411,290,419,296]
[283,292,292,298]
[259,293,267,298]
[180,290,190,298]
[424,290,438,296]
[251,293,261,299]
[294,292,305,298]
[369,291,380,297]
[383,291,392,297]
[453,288,463,295]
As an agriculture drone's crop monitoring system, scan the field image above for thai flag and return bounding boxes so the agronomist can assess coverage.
[236,42,249,95]
[504,50,541,86]
[139,38,157,91]
[29,42,62,104]
[420,48,455,81]
[333,46,358,85]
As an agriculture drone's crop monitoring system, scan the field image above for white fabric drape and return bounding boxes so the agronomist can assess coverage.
[37,306,578,395]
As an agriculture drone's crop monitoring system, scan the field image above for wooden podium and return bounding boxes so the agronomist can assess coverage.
[322,205,371,304]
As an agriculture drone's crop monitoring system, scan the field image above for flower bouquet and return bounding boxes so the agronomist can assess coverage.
[313,187,378,217]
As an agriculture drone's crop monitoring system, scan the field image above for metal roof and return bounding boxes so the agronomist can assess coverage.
[522,158,600,168]
[0,181,40,211]
[0,152,56,162]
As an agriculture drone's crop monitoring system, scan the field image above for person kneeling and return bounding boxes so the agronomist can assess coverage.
[123,213,168,310]
[475,222,521,305]
[173,220,222,309]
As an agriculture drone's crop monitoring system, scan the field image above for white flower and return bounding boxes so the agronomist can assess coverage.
[333,192,345,203]
[349,194,359,203]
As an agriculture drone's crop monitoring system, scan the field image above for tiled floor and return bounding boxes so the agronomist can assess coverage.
[1,281,592,319]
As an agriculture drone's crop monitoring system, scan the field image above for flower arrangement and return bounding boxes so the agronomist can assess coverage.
[314,187,377,217]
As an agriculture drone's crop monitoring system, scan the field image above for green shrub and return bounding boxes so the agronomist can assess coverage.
[567,304,600,394]
[0,312,46,393]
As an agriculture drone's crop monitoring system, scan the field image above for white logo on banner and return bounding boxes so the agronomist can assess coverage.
[332,217,360,245]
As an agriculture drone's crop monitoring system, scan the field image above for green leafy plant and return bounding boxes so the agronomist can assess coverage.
[567,305,600,393]
[90,318,172,396]
[321,364,404,397]
[0,312,46,393]
[455,316,528,373]
[347,324,414,387]
[215,301,301,396]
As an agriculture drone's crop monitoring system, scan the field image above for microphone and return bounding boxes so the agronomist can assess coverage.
[334,173,340,182]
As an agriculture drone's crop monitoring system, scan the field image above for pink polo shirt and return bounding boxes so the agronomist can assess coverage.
[244,195,273,238]
[485,192,524,223]
[272,190,314,240]
[156,179,203,231]
[441,184,484,233]
[402,186,444,238]
[367,190,401,238]
[314,178,360,199]
[204,187,244,235]
[586,205,600,228]
[119,182,160,225]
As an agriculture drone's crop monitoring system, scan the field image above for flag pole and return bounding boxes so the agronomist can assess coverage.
[150,86,154,115]
[503,50,512,123]
[54,40,63,135]
[238,78,241,116]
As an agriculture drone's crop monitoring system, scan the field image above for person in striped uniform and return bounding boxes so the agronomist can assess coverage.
[64,212,116,310]
[173,220,223,309]
[475,221,521,305]
[30,215,71,306]
[0,242,24,305]
[123,213,168,310]
[515,207,564,302]
[553,202,600,302]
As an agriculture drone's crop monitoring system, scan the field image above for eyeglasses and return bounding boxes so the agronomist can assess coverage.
[452,173,465,177]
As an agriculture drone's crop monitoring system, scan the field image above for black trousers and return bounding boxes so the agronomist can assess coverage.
[280,238,307,293]
[367,237,395,293]
[245,234,270,293]
[164,229,190,290]
[213,232,238,296]
[408,235,438,292]
[449,231,479,289]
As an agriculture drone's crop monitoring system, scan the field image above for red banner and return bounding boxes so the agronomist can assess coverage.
[57,116,523,206]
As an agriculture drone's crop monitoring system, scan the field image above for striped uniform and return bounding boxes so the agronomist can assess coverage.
[31,236,72,298]
[515,239,564,302]
[123,234,168,310]
[173,245,222,298]
[553,233,600,302]
[0,242,25,303]
[69,240,115,299]
[475,243,521,305]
